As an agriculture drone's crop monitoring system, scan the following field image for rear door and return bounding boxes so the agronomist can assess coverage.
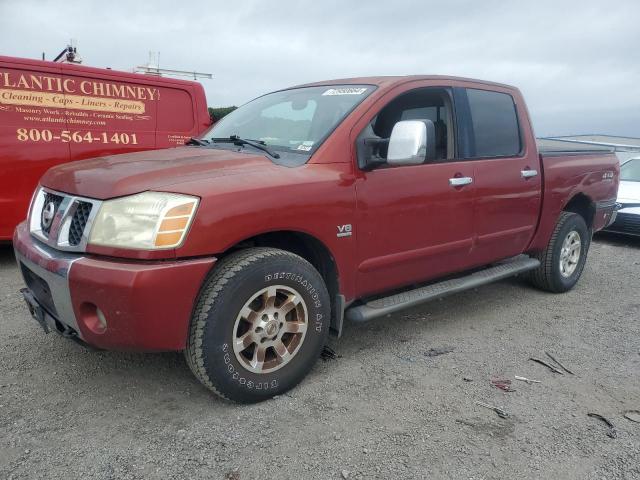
[454,87,542,264]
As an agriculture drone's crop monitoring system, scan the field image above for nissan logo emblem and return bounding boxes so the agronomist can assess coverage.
[41,202,56,229]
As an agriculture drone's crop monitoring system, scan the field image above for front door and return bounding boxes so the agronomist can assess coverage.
[352,85,477,297]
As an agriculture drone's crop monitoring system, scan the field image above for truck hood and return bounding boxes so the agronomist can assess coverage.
[618,180,640,203]
[618,180,640,214]
[41,147,276,200]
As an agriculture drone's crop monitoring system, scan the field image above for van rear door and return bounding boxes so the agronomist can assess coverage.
[0,59,71,239]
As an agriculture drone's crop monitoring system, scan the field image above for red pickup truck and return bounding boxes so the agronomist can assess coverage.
[14,76,619,403]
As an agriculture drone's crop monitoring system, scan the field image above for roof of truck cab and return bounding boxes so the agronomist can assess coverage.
[0,55,203,87]
[294,75,517,90]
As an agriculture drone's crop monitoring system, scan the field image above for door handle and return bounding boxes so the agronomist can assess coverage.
[449,176,473,187]
[521,169,538,179]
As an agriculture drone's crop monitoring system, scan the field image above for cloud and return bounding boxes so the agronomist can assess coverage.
[1,0,639,136]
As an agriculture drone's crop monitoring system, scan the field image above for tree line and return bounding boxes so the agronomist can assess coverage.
[208,106,236,122]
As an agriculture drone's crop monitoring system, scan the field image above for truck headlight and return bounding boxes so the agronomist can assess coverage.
[88,192,199,250]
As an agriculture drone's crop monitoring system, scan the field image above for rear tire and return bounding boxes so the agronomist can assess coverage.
[528,212,590,293]
[185,247,330,403]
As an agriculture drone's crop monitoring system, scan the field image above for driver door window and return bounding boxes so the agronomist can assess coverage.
[368,88,455,162]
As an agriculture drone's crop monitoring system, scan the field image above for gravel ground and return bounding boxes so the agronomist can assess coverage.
[1,234,639,480]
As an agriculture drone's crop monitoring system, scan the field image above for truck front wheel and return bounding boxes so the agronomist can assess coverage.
[528,211,590,293]
[185,247,330,403]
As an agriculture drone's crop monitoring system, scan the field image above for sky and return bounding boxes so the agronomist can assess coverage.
[1,0,639,137]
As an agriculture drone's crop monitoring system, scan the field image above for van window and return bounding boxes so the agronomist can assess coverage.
[464,89,521,158]
[157,87,195,133]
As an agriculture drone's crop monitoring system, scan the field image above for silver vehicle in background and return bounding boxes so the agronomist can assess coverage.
[606,158,640,236]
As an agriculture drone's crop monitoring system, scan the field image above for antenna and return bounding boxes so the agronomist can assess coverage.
[53,39,83,64]
[134,51,212,80]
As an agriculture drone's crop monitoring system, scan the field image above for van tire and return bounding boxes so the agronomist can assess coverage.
[528,212,590,293]
[185,247,330,403]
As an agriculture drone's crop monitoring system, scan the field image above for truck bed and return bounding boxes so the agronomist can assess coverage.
[526,148,619,252]
[536,139,614,156]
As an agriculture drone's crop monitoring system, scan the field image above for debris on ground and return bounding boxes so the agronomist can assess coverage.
[224,469,241,480]
[475,401,509,419]
[424,346,454,357]
[320,346,340,361]
[491,377,515,392]
[514,375,542,384]
[545,351,575,375]
[529,357,564,374]
[588,412,617,438]
[463,377,473,382]
[393,353,415,363]
[454,418,476,428]
[341,469,350,479]
[623,410,640,424]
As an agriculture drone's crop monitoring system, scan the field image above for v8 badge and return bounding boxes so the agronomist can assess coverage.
[337,224,352,238]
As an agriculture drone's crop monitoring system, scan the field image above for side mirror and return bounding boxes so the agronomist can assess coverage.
[356,124,388,171]
[387,120,435,166]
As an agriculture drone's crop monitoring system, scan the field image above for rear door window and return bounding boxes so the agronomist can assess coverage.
[459,88,521,158]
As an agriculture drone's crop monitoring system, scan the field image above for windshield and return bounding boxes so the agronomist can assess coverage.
[200,85,375,165]
[621,158,640,182]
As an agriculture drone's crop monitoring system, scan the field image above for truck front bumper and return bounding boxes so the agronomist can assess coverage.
[13,222,216,351]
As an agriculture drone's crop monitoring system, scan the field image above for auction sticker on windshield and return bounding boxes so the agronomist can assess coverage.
[322,87,368,96]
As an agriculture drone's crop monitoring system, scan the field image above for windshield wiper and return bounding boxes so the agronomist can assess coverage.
[210,135,280,159]
[185,137,209,146]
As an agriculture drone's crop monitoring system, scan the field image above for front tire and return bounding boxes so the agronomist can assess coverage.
[185,247,330,403]
[528,212,590,293]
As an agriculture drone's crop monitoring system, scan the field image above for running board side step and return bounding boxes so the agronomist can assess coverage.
[345,255,540,322]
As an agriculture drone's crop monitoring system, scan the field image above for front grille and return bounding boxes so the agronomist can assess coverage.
[40,192,63,235]
[30,188,101,252]
[69,201,92,246]
[608,212,640,235]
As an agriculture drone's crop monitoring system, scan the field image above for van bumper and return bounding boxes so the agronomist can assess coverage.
[13,222,216,351]
[594,199,619,231]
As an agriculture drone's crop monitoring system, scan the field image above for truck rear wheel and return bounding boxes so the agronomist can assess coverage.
[185,247,330,403]
[528,212,590,293]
